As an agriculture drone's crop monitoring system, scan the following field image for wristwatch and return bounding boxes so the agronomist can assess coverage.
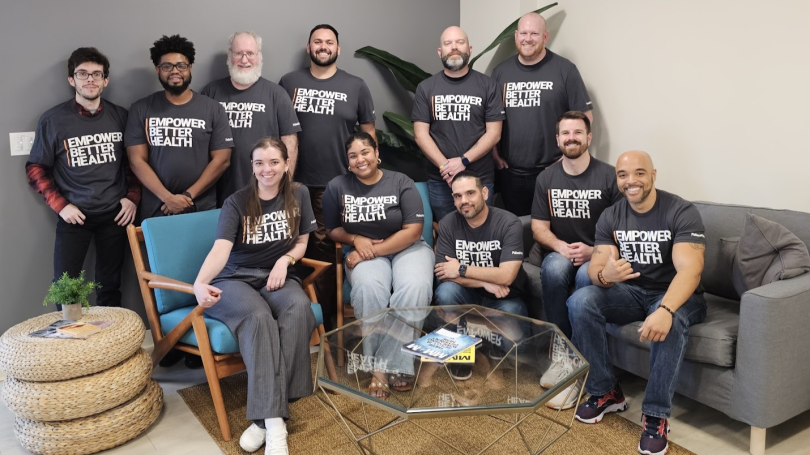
[461,155,470,167]
[182,191,193,199]
[458,263,467,277]
[285,254,296,266]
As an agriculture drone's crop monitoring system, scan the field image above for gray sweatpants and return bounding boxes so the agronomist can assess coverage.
[207,265,315,420]
[345,239,434,376]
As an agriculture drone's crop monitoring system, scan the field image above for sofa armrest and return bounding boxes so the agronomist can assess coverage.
[730,273,810,427]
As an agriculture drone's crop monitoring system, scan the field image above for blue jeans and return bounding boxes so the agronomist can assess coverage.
[540,253,593,339]
[428,179,495,223]
[566,283,706,418]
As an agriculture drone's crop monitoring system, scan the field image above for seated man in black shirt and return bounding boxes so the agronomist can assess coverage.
[567,151,707,455]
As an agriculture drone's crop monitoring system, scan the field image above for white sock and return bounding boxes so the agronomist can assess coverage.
[265,417,286,432]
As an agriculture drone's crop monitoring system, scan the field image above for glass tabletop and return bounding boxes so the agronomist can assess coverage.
[316,305,588,418]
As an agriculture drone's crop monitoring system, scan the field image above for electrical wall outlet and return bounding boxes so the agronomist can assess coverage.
[9,132,35,156]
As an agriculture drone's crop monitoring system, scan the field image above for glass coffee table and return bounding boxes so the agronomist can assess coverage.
[315,305,589,454]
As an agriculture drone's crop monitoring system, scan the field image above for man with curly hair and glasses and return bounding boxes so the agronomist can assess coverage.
[125,34,233,221]
[26,47,139,309]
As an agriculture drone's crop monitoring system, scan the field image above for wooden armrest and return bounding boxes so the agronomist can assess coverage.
[300,257,330,284]
[141,271,195,294]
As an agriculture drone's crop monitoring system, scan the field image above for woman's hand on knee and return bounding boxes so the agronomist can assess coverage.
[354,236,378,260]
[266,259,289,291]
[194,282,222,308]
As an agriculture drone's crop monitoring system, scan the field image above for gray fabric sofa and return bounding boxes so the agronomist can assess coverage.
[520,201,810,455]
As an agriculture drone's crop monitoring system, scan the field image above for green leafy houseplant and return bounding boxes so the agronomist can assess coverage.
[43,271,100,308]
[355,3,558,161]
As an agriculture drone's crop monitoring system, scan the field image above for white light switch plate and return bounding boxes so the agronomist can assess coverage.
[9,131,35,156]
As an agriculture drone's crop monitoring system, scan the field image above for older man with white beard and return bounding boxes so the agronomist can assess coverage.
[202,31,301,205]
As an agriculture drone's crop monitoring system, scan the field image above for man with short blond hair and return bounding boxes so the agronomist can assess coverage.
[202,31,301,205]
[492,12,593,216]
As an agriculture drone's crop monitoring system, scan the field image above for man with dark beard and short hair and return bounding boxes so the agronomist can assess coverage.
[279,24,376,323]
[202,31,301,206]
[412,26,504,222]
[125,34,233,220]
[492,12,593,216]
[529,110,620,411]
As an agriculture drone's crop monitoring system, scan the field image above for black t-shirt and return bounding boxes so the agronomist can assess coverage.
[322,170,424,240]
[491,52,592,174]
[411,70,505,183]
[435,207,528,298]
[279,68,376,187]
[28,99,129,214]
[594,190,706,291]
[531,157,621,254]
[217,184,316,269]
[201,77,301,205]
[124,91,233,220]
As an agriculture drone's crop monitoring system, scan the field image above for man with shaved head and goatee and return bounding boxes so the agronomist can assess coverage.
[567,151,707,455]
[412,26,505,222]
[491,12,593,216]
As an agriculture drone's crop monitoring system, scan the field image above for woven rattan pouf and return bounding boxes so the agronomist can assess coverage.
[2,348,152,421]
[0,307,145,381]
[13,380,163,455]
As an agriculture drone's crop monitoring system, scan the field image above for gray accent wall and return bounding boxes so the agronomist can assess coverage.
[0,0,459,334]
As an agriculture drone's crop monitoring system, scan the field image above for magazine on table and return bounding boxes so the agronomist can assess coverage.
[420,345,476,363]
[28,320,113,339]
[402,328,482,362]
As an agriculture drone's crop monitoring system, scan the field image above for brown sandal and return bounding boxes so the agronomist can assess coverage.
[369,378,390,399]
[388,373,414,392]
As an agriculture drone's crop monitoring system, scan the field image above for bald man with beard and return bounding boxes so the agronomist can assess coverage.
[412,26,505,222]
[567,151,707,455]
[491,12,593,216]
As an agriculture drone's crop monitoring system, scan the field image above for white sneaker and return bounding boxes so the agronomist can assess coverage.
[546,379,582,410]
[540,333,570,388]
[265,425,289,455]
[239,423,266,452]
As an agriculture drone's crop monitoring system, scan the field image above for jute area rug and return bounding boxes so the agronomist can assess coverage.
[178,354,695,455]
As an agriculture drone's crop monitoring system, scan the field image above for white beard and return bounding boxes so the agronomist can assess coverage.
[228,59,262,86]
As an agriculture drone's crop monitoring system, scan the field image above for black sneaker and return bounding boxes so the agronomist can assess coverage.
[488,345,506,361]
[158,349,184,367]
[449,364,472,381]
[638,414,670,455]
[574,384,628,424]
[184,354,204,369]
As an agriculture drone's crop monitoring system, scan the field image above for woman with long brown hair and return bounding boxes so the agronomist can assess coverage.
[192,137,315,454]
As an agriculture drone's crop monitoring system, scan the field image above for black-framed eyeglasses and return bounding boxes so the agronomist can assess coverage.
[73,71,106,80]
[157,62,190,72]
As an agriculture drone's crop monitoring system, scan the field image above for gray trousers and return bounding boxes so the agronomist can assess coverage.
[207,265,315,420]
[346,239,434,376]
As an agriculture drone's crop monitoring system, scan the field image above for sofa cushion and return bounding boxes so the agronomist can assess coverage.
[731,213,810,295]
[606,294,739,368]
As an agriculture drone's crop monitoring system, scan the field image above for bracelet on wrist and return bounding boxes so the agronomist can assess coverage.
[351,234,358,245]
[659,304,675,317]
[597,270,613,286]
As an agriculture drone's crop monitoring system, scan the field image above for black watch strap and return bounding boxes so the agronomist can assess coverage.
[182,191,193,199]
[458,263,467,277]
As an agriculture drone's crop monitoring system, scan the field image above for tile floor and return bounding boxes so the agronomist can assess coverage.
[1,333,808,455]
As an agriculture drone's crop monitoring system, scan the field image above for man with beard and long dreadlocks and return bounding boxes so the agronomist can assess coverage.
[412,26,504,222]
[530,110,620,411]
[279,24,376,324]
[202,31,301,206]
[125,34,233,221]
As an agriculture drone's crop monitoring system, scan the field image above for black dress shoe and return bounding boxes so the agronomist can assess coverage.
[158,349,185,367]
[184,354,204,369]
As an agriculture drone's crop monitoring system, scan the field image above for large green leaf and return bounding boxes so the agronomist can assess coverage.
[376,129,425,162]
[469,3,558,69]
[356,46,431,93]
[382,112,415,138]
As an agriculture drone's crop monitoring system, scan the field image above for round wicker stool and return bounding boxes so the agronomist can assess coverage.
[13,380,163,455]
[0,307,145,381]
[3,348,152,421]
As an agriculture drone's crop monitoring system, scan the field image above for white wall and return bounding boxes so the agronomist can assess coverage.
[462,0,810,212]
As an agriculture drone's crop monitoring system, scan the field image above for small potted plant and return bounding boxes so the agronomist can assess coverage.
[43,271,100,320]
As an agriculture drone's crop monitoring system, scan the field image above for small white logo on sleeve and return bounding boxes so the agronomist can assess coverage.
[511,251,523,255]
[690,233,705,238]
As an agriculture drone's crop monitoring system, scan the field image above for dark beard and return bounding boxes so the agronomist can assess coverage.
[160,74,192,96]
[309,49,338,67]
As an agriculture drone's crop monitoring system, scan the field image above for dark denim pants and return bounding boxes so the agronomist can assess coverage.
[540,252,592,339]
[567,283,707,418]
